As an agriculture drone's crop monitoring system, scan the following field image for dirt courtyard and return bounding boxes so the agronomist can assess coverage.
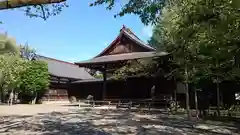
[0,104,239,135]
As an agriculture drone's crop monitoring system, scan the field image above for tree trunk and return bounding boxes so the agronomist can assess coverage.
[184,64,191,119]
[174,88,177,112]
[216,82,220,116]
[0,0,65,10]
[32,92,37,104]
[14,92,18,104]
[185,83,191,119]
[194,88,199,119]
[102,65,107,100]
[0,85,4,103]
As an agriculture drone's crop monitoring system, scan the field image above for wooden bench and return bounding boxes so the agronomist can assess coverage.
[78,100,112,108]
[105,97,172,107]
[93,100,111,107]
[78,99,94,107]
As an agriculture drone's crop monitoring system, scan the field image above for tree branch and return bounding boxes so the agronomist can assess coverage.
[0,0,66,10]
[39,5,46,20]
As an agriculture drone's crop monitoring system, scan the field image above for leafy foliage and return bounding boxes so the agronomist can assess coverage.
[19,44,50,97]
[0,54,25,93]
[0,0,67,20]
[19,60,49,96]
[148,0,240,116]
[150,0,240,83]
[24,2,68,20]
[93,72,103,79]
[112,57,170,80]
[0,36,49,103]
[0,34,19,55]
[19,44,36,60]
[90,0,166,25]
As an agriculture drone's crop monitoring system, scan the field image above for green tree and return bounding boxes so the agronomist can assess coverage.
[0,34,20,103]
[19,60,49,104]
[198,41,236,116]
[91,0,240,26]
[150,0,240,116]
[147,0,200,118]
[90,0,167,25]
[19,43,36,60]
[0,54,25,104]
[112,58,163,80]
[0,33,19,55]
[2,0,164,22]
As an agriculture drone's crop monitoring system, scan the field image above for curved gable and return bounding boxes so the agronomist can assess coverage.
[95,25,155,57]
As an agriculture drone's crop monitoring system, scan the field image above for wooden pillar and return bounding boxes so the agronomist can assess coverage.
[102,64,107,100]
[174,88,177,112]
[57,77,60,101]
[194,89,199,119]
[174,78,178,112]
[57,77,60,84]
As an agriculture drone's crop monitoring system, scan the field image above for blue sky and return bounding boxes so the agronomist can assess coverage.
[0,0,153,62]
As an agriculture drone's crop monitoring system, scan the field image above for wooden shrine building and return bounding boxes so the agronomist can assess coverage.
[72,26,177,105]
[37,55,94,101]
[65,25,239,110]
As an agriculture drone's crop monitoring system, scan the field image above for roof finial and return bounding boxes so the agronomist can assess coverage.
[120,25,126,32]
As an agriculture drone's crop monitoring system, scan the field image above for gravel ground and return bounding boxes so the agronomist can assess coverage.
[0,104,239,135]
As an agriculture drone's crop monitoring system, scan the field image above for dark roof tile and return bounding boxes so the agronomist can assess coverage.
[37,55,94,80]
[75,51,168,66]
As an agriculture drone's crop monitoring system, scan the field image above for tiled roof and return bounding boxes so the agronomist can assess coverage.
[122,27,155,51]
[37,55,94,80]
[71,78,114,84]
[75,51,168,66]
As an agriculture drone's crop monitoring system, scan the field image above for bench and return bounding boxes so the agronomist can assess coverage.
[78,100,112,108]
[77,99,94,107]
[116,100,132,109]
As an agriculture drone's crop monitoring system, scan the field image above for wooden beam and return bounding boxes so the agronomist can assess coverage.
[0,0,66,10]
[102,64,107,100]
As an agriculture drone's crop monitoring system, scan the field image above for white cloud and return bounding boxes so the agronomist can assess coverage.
[142,25,153,38]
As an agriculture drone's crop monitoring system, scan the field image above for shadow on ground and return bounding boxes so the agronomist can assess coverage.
[0,108,239,135]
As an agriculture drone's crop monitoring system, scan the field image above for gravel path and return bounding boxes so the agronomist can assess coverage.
[0,104,239,135]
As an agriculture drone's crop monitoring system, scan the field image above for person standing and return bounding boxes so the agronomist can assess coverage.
[8,91,14,106]
[149,85,156,111]
[151,85,156,100]
[87,94,94,106]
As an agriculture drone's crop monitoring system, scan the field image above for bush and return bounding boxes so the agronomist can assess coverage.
[69,96,77,104]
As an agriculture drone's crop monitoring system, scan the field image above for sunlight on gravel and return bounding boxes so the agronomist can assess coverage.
[0,104,239,135]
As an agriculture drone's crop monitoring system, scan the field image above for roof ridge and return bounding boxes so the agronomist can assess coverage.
[121,25,141,40]
[122,30,155,50]
[95,25,155,57]
[37,54,78,66]
[121,25,155,50]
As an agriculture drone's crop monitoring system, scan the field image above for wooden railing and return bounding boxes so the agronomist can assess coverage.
[77,94,173,110]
